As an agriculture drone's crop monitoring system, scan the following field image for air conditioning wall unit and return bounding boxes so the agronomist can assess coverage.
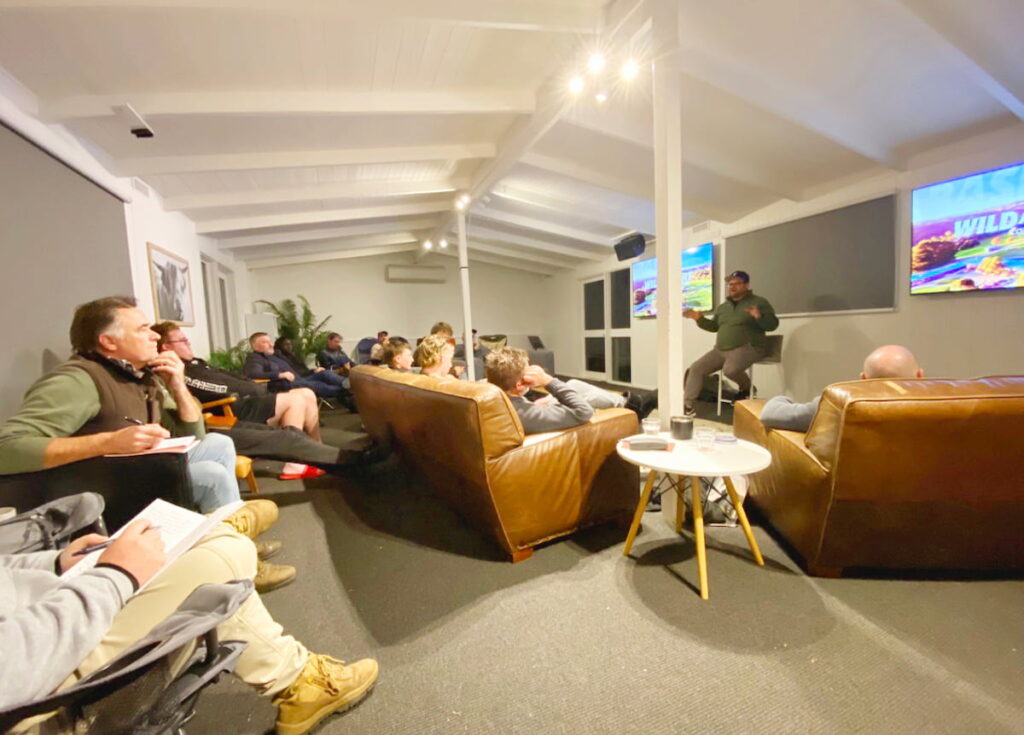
[385,265,447,284]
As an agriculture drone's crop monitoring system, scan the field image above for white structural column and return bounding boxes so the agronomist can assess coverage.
[652,0,686,424]
[456,209,476,381]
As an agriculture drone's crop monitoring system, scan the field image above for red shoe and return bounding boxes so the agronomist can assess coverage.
[279,465,327,481]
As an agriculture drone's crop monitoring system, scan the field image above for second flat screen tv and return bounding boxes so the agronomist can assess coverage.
[631,242,714,319]
[911,160,1024,294]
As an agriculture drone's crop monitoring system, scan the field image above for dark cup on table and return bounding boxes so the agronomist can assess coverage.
[670,416,693,440]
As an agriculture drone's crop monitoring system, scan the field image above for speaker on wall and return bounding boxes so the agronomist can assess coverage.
[614,233,646,261]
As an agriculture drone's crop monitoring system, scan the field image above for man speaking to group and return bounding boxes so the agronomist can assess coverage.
[682,270,778,417]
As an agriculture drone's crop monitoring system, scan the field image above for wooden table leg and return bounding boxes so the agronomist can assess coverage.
[724,475,764,567]
[623,470,658,556]
[674,476,685,533]
[691,475,709,600]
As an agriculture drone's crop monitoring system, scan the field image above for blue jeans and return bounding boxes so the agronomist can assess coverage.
[294,370,349,398]
[186,433,240,512]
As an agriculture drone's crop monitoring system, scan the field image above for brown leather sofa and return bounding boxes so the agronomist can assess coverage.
[349,366,639,561]
[734,377,1024,576]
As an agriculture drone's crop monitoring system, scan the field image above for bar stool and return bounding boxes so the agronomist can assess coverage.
[716,335,784,416]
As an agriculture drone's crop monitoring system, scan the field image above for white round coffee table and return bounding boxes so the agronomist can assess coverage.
[617,432,771,600]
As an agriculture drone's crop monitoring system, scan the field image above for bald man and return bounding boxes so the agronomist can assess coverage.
[759,345,924,432]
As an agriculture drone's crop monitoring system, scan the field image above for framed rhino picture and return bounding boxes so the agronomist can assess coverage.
[147,242,195,326]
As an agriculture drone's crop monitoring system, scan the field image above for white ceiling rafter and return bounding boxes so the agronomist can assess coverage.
[245,243,419,270]
[115,143,496,176]
[489,184,652,233]
[464,224,607,260]
[430,247,558,276]
[216,218,441,249]
[164,179,466,212]
[463,239,582,269]
[674,58,902,170]
[231,232,421,261]
[471,205,615,246]
[196,201,450,235]
[891,0,1024,121]
[42,90,537,122]
[419,0,649,259]
[0,0,602,33]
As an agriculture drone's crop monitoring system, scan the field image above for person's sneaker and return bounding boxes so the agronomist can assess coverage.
[224,499,279,540]
[279,465,328,481]
[274,654,379,735]
[255,560,296,593]
[683,404,697,418]
[255,539,283,561]
[734,389,751,402]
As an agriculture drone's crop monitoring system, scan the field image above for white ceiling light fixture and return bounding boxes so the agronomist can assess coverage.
[569,75,585,95]
[587,53,606,74]
[423,239,433,250]
[439,239,449,249]
[595,91,608,104]
[621,59,639,80]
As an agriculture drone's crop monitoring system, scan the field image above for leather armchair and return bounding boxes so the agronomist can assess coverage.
[734,376,1024,576]
[350,365,639,561]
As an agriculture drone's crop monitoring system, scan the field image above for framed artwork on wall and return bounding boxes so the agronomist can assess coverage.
[147,242,195,325]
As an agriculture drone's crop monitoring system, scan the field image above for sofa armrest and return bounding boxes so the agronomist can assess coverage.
[0,454,194,532]
[734,399,768,448]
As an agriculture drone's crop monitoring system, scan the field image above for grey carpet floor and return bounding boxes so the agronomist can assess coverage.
[189,411,1024,734]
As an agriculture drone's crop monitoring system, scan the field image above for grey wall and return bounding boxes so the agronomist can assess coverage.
[0,124,132,418]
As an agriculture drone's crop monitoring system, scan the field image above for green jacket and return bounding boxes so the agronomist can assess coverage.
[0,367,204,475]
[696,292,779,350]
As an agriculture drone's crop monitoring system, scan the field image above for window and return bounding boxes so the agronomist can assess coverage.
[585,337,606,373]
[611,337,631,383]
[583,280,605,330]
[610,268,630,329]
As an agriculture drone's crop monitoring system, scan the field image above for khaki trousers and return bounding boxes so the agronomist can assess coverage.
[683,344,766,405]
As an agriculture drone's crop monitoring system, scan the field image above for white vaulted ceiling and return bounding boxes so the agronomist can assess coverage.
[0,0,1021,273]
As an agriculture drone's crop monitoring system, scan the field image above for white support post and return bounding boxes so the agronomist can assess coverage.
[652,0,685,425]
[456,209,475,381]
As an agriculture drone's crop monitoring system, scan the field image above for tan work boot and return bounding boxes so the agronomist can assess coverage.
[255,560,296,593]
[255,539,283,561]
[224,499,279,539]
[274,654,378,735]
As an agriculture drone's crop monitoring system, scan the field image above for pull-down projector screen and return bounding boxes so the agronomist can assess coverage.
[724,195,896,315]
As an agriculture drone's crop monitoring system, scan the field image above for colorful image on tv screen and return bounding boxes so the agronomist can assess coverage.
[683,242,714,310]
[631,258,657,318]
[911,161,1024,294]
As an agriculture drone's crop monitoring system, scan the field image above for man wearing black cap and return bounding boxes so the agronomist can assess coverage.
[682,270,778,416]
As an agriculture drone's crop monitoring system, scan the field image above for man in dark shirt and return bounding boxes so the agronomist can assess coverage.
[244,333,347,400]
[682,270,778,417]
[316,332,354,375]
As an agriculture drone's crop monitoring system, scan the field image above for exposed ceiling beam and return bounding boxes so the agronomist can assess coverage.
[490,184,654,233]
[556,118,807,201]
[465,224,607,260]
[116,143,495,176]
[430,248,555,276]
[216,217,440,249]
[470,205,614,246]
[892,0,1024,121]
[43,90,536,122]
[520,151,740,223]
[245,243,419,270]
[165,179,465,212]
[231,232,420,260]
[196,201,450,235]
[0,1,601,33]
[465,239,579,269]
[674,57,901,169]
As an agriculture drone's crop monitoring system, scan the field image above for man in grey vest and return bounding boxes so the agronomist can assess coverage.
[0,296,294,592]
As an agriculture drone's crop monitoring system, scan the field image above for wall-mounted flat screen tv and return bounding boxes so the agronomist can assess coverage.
[630,242,715,318]
[631,258,657,318]
[911,161,1024,294]
[682,242,714,310]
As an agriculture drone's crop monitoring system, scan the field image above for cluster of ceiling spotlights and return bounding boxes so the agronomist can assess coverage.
[568,53,640,104]
[422,238,448,251]
[423,194,470,251]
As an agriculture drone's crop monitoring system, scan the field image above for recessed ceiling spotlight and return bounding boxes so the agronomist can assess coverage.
[569,75,585,95]
[595,91,608,104]
[439,239,448,249]
[423,240,433,250]
[459,194,471,205]
[621,59,639,80]
[587,53,606,74]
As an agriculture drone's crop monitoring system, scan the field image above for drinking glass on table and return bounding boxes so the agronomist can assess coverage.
[694,426,715,452]
[641,417,661,435]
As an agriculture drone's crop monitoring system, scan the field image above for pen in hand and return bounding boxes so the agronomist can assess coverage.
[73,526,161,556]
[123,417,144,425]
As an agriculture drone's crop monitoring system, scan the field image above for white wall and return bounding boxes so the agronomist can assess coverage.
[548,123,1024,399]
[245,252,553,352]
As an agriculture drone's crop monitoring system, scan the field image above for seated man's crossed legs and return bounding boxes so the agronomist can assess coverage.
[69,526,377,735]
